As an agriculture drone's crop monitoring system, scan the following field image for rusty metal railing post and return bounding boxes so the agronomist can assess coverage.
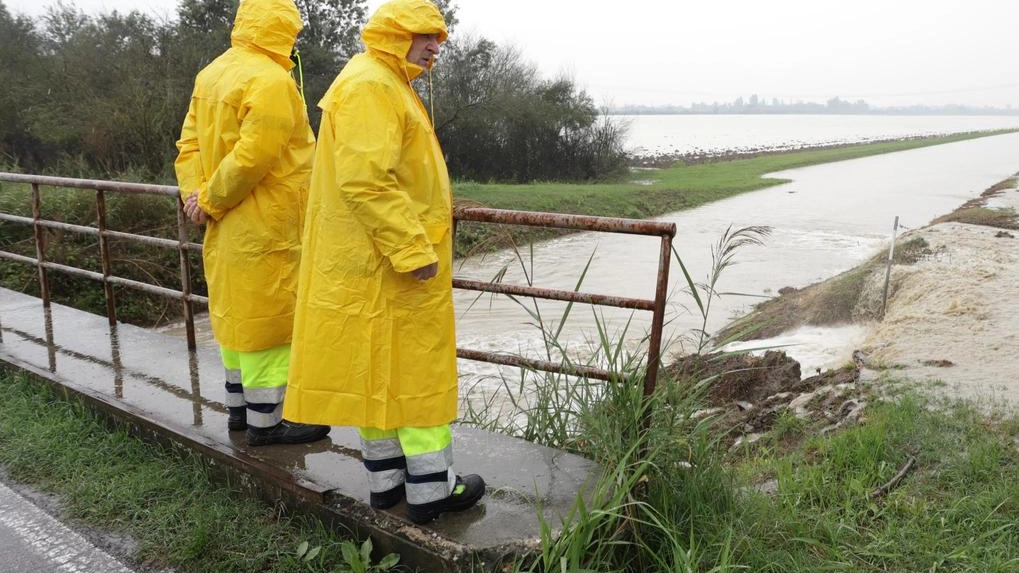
[638,233,674,451]
[30,183,51,309]
[175,196,198,351]
[95,189,118,326]
[643,234,673,398]
[43,304,56,372]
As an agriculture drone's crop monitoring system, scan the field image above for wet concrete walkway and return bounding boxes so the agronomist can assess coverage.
[0,287,601,572]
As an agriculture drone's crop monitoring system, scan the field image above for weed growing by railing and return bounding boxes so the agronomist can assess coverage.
[674,224,772,354]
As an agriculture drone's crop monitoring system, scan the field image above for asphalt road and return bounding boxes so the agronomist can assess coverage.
[0,479,135,573]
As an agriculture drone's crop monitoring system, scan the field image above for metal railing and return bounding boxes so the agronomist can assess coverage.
[453,207,675,396]
[1,173,675,394]
[0,172,206,349]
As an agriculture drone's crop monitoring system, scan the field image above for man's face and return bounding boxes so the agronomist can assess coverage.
[406,33,440,68]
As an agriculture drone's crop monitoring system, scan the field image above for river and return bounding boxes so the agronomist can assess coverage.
[453,128,1019,400]
[618,113,1019,156]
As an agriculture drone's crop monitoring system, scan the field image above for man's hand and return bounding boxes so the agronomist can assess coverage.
[183,192,209,225]
[410,262,438,281]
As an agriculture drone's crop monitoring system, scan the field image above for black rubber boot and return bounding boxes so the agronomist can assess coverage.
[245,420,330,446]
[406,474,486,524]
[370,483,406,510]
[227,407,246,431]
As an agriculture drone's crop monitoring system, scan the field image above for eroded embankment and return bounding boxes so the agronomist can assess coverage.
[709,174,1019,406]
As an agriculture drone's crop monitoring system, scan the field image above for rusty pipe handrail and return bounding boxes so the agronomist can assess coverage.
[452,279,656,311]
[0,172,178,196]
[0,215,202,253]
[1,172,677,397]
[451,206,676,397]
[0,252,210,304]
[455,206,676,237]
[0,171,204,349]
[455,348,618,382]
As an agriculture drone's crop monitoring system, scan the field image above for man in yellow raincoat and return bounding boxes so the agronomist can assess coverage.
[284,0,485,524]
[174,0,329,447]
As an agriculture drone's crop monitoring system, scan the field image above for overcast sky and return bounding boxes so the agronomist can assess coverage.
[5,0,1018,108]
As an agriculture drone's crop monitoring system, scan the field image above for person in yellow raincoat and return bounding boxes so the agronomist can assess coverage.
[174,0,329,447]
[283,0,485,524]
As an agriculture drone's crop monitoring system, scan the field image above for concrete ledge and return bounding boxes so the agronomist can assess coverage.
[0,288,602,572]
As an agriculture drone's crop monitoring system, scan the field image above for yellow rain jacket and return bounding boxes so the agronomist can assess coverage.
[284,0,454,429]
[174,0,315,352]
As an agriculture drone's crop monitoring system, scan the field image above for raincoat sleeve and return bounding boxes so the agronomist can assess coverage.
[200,76,300,220]
[173,99,205,202]
[331,83,437,273]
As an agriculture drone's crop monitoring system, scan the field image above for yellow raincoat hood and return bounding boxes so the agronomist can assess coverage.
[362,0,447,81]
[231,0,304,69]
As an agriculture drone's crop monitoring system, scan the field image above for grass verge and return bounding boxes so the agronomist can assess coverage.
[0,367,391,573]
[722,388,1019,572]
[479,361,1019,572]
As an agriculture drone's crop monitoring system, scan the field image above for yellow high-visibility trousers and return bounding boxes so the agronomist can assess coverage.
[359,425,455,504]
[220,344,290,428]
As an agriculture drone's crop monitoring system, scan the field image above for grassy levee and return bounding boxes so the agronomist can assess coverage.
[452,130,1016,256]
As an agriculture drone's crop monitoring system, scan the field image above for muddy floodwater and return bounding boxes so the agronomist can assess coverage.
[453,132,1019,399]
[620,113,1019,157]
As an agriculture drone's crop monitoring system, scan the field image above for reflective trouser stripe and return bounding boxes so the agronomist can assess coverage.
[406,445,455,505]
[220,345,290,428]
[244,384,287,428]
[360,433,407,493]
[246,403,283,429]
[243,386,286,404]
[223,369,244,408]
[359,426,454,504]
[221,352,245,408]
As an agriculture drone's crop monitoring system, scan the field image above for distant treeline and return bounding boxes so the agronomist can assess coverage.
[610,95,1019,116]
[0,0,627,183]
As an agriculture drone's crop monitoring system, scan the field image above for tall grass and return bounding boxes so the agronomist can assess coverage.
[458,237,742,572]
